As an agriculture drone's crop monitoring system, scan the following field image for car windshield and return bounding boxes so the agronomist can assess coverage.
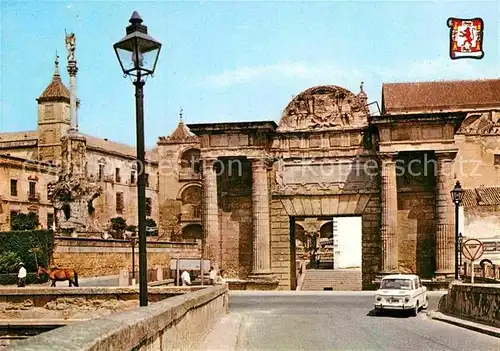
[380,278,412,290]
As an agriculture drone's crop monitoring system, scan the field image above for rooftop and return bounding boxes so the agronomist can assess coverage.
[37,55,70,104]
[382,78,500,115]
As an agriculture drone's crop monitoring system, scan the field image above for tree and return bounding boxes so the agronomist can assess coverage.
[109,217,127,239]
[0,251,21,273]
[11,212,39,231]
[145,218,158,236]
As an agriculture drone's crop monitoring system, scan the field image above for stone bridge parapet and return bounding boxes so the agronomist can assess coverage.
[438,283,500,328]
[7,285,229,350]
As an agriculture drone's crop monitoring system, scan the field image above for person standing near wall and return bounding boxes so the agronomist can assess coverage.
[209,266,217,285]
[181,270,191,286]
[17,262,27,287]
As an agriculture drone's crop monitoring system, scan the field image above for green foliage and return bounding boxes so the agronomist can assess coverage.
[110,217,127,239]
[0,251,21,273]
[145,218,157,228]
[0,230,53,273]
[11,212,39,231]
[145,218,158,236]
[126,225,137,233]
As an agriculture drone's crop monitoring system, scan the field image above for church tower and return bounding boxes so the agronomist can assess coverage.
[36,54,71,164]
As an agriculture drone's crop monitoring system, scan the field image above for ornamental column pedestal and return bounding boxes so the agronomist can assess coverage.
[202,158,220,263]
[380,153,399,273]
[248,158,273,279]
[434,151,457,278]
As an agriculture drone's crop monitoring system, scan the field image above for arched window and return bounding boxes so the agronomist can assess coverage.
[180,149,201,174]
[182,224,202,242]
[320,221,334,239]
[180,185,202,219]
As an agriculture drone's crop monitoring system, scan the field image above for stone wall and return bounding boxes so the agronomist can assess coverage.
[52,237,200,277]
[438,283,500,328]
[396,152,436,277]
[217,158,253,278]
[9,285,229,351]
[464,205,500,238]
[0,286,196,320]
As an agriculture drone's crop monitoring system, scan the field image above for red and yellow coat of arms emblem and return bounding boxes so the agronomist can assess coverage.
[447,17,484,59]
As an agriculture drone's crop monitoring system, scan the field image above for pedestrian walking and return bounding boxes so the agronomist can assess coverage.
[181,270,191,286]
[17,262,27,287]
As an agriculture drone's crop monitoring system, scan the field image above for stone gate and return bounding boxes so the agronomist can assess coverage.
[187,80,500,290]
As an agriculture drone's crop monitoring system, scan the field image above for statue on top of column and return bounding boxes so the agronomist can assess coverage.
[65,31,76,61]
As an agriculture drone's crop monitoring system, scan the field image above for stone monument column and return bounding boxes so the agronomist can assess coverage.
[202,158,220,263]
[65,32,78,131]
[380,153,398,273]
[434,151,457,277]
[249,158,272,276]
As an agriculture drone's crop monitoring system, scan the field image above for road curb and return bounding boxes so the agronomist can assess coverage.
[427,311,500,338]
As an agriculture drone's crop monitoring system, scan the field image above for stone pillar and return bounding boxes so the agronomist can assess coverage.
[434,151,457,277]
[250,158,272,276]
[380,153,398,273]
[202,158,219,264]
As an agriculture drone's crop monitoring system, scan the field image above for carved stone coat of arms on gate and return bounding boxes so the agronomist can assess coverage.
[277,85,368,132]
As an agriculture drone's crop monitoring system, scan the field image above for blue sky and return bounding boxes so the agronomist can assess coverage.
[1,1,499,148]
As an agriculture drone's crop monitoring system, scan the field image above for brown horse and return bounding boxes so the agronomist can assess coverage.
[37,266,79,287]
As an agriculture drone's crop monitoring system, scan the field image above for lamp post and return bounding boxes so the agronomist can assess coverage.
[458,232,463,276]
[450,181,464,281]
[129,235,137,283]
[114,11,161,307]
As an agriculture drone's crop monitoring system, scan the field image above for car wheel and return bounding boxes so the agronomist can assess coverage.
[422,296,429,310]
[410,302,419,317]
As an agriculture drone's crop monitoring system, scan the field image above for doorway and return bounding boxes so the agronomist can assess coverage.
[290,215,362,289]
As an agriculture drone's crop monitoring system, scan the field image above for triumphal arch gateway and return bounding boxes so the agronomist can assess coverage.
[183,80,500,290]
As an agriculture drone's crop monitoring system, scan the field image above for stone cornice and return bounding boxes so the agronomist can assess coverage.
[371,113,464,125]
[0,154,58,172]
[86,145,158,165]
[187,121,277,135]
[0,140,38,149]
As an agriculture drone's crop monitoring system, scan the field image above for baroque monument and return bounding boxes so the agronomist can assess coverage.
[47,33,102,234]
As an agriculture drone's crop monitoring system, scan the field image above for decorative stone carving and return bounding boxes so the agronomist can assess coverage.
[49,134,102,233]
[457,112,500,135]
[278,86,369,132]
[65,31,76,62]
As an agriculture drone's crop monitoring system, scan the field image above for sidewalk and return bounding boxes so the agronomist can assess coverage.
[427,311,500,338]
[193,312,245,351]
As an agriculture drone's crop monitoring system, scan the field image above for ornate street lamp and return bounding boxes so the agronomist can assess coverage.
[114,11,161,307]
[450,181,464,280]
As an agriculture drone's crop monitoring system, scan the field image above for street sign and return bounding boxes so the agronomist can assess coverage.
[462,239,484,261]
[170,258,211,271]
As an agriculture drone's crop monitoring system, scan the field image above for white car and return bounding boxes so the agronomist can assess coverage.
[374,274,429,316]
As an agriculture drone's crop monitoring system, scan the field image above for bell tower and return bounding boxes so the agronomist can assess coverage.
[36,53,71,164]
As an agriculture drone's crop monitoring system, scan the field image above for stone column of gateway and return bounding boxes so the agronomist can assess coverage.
[380,153,399,273]
[202,158,220,264]
[434,151,458,277]
[249,158,272,276]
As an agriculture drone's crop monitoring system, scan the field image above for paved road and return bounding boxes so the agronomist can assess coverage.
[196,291,499,351]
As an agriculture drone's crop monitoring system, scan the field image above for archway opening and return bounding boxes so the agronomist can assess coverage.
[180,149,201,174]
[291,215,363,290]
[182,224,202,243]
[180,185,202,220]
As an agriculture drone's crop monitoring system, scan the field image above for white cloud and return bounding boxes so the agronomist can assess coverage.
[199,58,498,89]
[373,58,499,82]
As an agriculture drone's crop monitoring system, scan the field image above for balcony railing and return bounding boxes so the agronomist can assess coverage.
[103,174,114,183]
[179,169,201,181]
[27,191,40,201]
